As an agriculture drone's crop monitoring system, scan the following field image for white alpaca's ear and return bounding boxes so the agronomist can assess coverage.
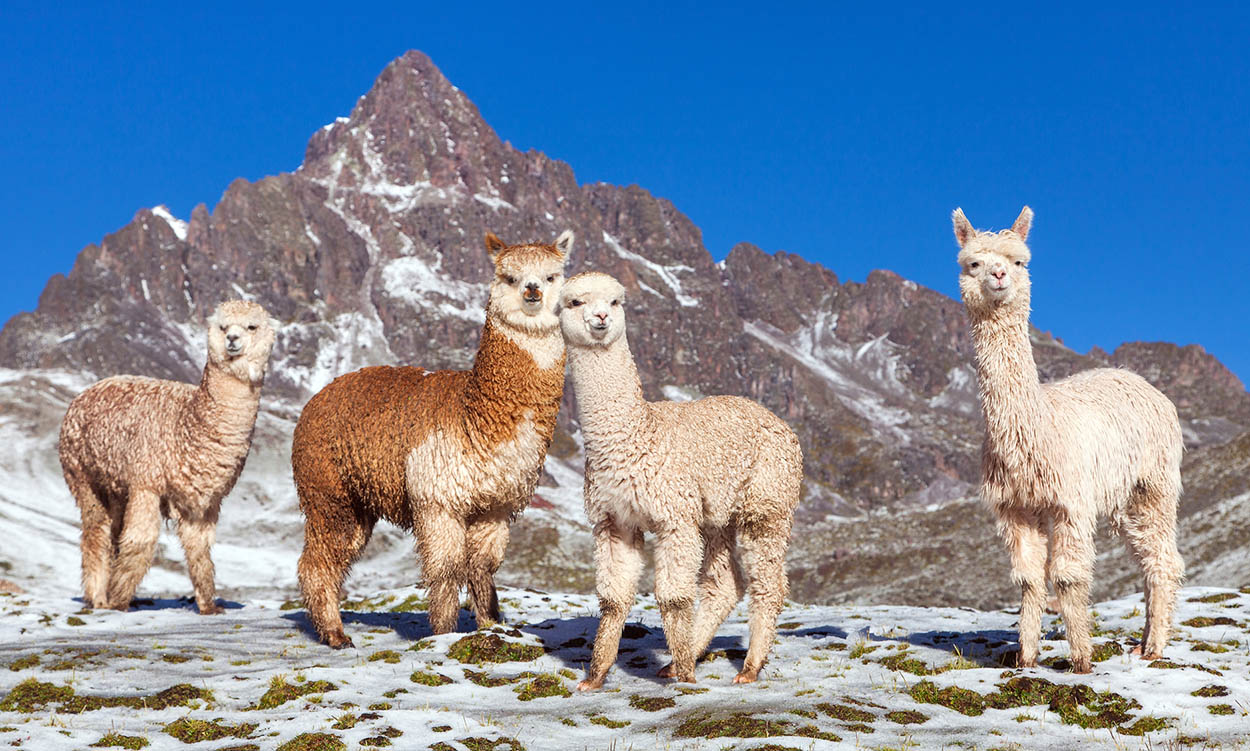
[485,232,506,263]
[1011,206,1033,241]
[952,208,975,248]
[554,230,574,264]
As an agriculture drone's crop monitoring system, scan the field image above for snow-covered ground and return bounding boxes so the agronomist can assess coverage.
[2,584,1247,749]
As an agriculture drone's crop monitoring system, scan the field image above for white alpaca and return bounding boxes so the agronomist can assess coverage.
[59,300,277,614]
[559,272,803,690]
[953,207,1184,673]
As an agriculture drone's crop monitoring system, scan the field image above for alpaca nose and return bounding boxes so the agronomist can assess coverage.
[594,312,608,323]
[991,267,1007,281]
[227,333,240,343]
[525,281,539,292]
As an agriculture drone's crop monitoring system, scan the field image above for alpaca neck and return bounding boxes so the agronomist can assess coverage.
[567,336,650,455]
[462,319,564,428]
[184,362,262,447]
[970,310,1046,461]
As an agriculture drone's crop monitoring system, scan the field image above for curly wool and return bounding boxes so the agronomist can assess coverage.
[953,207,1184,673]
[58,299,276,614]
[560,272,803,690]
[291,231,572,648]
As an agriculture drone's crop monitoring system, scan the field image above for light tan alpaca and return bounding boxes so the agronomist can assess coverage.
[953,207,1184,673]
[291,231,571,648]
[559,272,803,690]
[58,300,277,614]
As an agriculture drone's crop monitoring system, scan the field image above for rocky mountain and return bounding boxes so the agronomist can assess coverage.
[1,50,1246,606]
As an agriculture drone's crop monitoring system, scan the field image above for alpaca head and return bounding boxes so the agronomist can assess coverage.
[485,230,572,335]
[206,300,277,384]
[953,206,1034,316]
[558,272,628,349]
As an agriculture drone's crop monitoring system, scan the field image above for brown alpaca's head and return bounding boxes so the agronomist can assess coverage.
[207,299,278,384]
[953,206,1033,318]
[485,230,572,335]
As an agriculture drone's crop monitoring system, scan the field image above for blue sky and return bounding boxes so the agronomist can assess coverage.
[2,3,1247,383]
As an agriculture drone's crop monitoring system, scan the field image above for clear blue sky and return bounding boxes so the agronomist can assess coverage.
[3,3,1247,383]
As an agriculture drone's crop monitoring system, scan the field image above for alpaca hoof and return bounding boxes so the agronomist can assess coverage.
[667,671,696,684]
[733,670,759,684]
[1140,650,1163,660]
[326,632,355,649]
[198,602,225,615]
[1070,658,1092,674]
[1129,644,1142,656]
[657,663,674,679]
[577,677,604,692]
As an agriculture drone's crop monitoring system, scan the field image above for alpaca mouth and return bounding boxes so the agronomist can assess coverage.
[226,345,244,357]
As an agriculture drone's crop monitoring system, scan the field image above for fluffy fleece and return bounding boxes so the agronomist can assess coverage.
[558,272,803,690]
[58,300,277,614]
[953,206,1184,673]
[291,231,572,647]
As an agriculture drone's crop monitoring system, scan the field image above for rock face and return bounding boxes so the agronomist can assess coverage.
[1,50,1247,605]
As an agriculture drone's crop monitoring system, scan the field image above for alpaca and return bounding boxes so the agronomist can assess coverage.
[953,206,1184,673]
[291,230,572,648]
[58,300,277,614]
[558,272,803,690]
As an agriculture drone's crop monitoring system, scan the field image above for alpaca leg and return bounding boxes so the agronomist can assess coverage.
[298,495,375,648]
[654,524,702,683]
[997,506,1048,667]
[465,513,510,629]
[68,474,111,609]
[176,511,223,615]
[417,507,467,634]
[105,489,162,610]
[579,518,644,691]
[736,523,789,683]
[1048,512,1096,673]
[660,528,745,677]
[1121,481,1184,659]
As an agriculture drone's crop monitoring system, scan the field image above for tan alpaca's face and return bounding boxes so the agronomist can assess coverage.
[207,300,277,382]
[559,272,627,349]
[486,230,572,334]
[953,207,1033,312]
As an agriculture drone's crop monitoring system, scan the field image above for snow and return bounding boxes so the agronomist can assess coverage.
[140,279,150,302]
[473,193,517,212]
[149,206,187,241]
[380,255,486,323]
[1,584,1246,750]
[603,232,699,307]
[275,312,396,395]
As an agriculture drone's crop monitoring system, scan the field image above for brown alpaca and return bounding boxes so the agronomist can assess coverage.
[58,300,277,614]
[953,207,1184,673]
[291,230,571,648]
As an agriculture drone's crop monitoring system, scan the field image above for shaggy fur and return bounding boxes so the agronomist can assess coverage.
[291,231,572,647]
[953,207,1184,673]
[59,300,277,614]
[559,272,803,690]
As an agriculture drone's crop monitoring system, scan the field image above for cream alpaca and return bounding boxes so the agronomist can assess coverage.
[291,231,571,648]
[953,207,1184,673]
[559,272,803,690]
[59,300,277,614]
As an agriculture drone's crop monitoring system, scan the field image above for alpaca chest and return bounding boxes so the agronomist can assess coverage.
[404,413,547,513]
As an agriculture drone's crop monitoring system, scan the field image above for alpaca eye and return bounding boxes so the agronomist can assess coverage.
[219,325,228,332]
[969,262,980,270]
[611,299,620,307]
[569,300,584,307]
[247,325,258,331]
[546,275,555,283]
[1014,260,1025,267]
[504,275,517,285]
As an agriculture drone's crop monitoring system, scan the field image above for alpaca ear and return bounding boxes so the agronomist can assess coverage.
[1011,206,1033,241]
[554,229,574,264]
[952,208,975,248]
[485,232,506,262]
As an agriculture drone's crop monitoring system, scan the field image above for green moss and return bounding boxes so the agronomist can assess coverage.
[447,633,543,664]
[431,725,452,732]
[794,726,841,741]
[431,738,526,751]
[387,594,428,612]
[275,733,345,751]
[462,669,536,687]
[815,703,876,723]
[368,650,402,664]
[1187,593,1238,603]
[360,728,402,747]
[1091,641,1124,662]
[161,653,192,664]
[368,702,391,710]
[789,708,817,719]
[847,642,878,659]
[330,713,357,730]
[886,710,929,724]
[628,694,676,711]
[910,676,1147,730]
[1119,716,1171,735]
[1191,642,1230,653]
[673,712,787,738]
[251,677,337,710]
[409,670,453,686]
[1208,704,1235,716]
[1182,616,1238,628]
[909,680,986,716]
[588,715,631,729]
[90,734,149,749]
[164,718,256,743]
[7,655,38,671]
[66,616,86,626]
[1192,685,1230,698]
[877,651,935,675]
[746,746,802,751]
[0,679,211,714]
[514,674,570,701]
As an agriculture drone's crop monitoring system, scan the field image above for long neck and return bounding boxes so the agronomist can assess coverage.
[462,319,565,435]
[970,308,1045,460]
[183,362,262,446]
[567,335,650,455]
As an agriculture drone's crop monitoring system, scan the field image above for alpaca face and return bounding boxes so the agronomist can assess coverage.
[207,300,277,384]
[559,272,627,349]
[486,230,572,335]
[953,207,1033,314]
